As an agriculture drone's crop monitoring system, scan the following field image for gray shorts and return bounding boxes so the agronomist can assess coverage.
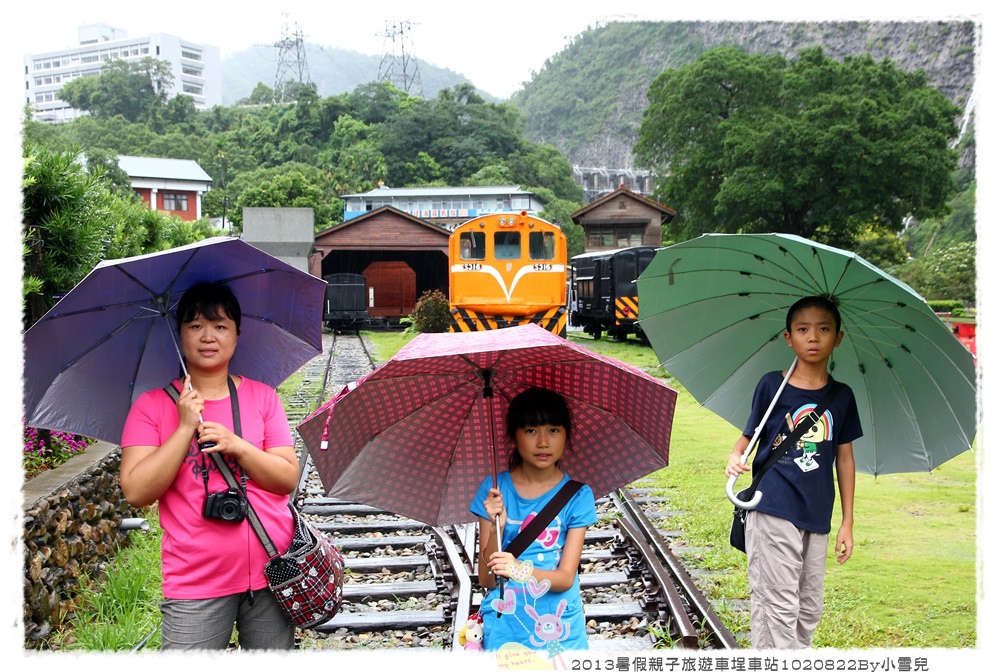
[160,588,295,651]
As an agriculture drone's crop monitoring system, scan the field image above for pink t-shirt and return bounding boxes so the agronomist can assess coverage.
[121,377,295,600]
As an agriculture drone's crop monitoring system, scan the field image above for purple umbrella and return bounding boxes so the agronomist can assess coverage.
[23,236,326,445]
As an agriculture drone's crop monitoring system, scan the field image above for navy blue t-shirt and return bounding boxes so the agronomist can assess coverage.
[743,372,863,534]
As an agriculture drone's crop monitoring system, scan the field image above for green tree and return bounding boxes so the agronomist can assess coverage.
[58,57,175,124]
[22,144,107,328]
[21,143,199,329]
[231,163,338,232]
[634,47,961,247]
[894,241,976,304]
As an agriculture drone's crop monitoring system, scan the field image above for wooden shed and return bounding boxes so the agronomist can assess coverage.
[312,207,451,323]
[570,185,676,253]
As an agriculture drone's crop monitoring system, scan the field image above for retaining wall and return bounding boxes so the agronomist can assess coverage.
[22,441,147,647]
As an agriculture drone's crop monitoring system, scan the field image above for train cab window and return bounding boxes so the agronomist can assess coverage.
[494,231,521,260]
[529,231,557,260]
[459,232,486,260]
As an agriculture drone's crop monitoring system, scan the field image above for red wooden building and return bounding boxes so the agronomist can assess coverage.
[118,155,213,222]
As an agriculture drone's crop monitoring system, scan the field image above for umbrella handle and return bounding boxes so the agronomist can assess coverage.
[727,474,762,509]
[724,356,798,510]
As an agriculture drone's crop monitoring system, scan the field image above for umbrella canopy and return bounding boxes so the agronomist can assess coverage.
[296,323,678,526]
[24,236,327,445]
[637,232,977,477]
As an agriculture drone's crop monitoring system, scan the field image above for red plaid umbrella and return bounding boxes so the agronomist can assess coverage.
[296,323,678,526]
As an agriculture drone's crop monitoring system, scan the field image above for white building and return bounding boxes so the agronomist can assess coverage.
[23,23,221,123]
[340,185,547,230]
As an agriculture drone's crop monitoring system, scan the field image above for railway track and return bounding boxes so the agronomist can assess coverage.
[282,330,740,652]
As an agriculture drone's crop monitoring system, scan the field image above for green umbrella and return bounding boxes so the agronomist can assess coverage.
[637,233,977,502]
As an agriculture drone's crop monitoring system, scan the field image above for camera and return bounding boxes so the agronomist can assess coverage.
[203,488,247,522]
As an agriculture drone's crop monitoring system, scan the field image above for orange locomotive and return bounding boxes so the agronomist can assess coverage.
[448,211,567,336]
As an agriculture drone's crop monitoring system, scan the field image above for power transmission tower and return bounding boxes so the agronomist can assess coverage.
[377,20,423,96]
[271,15,311,103]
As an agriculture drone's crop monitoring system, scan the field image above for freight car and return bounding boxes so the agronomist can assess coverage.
[569,245,658,342]
[448,211,567,336]
[322,273,385,331]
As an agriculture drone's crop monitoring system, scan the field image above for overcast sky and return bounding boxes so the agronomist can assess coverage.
[4,0,989,98]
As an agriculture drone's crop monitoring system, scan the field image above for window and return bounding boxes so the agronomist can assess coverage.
[586,224,643,248]
[494,231,520,260]
[459,232,486,260]
[529,232,556,260]
[162,193,188,212]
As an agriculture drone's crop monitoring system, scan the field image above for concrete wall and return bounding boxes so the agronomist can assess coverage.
[242,207,316,273]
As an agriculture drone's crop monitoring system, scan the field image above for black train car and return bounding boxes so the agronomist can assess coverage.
[569,246,658,342]
[322,273,384,331]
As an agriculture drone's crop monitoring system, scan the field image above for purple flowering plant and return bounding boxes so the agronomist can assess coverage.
[23,421,91,479]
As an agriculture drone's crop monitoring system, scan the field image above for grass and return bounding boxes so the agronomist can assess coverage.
[48,328,977,652]
[49,520,164,651]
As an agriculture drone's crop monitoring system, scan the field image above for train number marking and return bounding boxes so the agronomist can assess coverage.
[461,263,482,271]
[532,263,553,271]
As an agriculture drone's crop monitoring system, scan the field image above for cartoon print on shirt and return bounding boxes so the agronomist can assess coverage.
[785,404,835,473]
[493,512,573,650]
[525,599,570,658]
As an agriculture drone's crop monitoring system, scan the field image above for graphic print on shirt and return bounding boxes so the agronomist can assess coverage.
[487,512,571,656]
[779,403,834,473]
[184,442,240,484]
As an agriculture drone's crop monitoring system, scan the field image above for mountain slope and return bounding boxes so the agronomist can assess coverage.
[221,44,492,104]
[511,20,978,168]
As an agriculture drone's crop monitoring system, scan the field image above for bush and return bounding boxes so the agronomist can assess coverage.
[928,299,965,317]
[23,423,91,479]
[409,289,452,333]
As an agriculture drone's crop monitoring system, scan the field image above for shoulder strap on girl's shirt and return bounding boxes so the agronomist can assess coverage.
[503,479,584,559]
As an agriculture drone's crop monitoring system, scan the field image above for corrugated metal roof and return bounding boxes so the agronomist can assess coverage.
[341,185,532,198]
[117,155,212,182]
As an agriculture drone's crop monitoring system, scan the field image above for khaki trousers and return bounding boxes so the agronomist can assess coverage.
[746,510,829,649]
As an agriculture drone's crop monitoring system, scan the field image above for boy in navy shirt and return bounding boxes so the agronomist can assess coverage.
[726,296,863,649]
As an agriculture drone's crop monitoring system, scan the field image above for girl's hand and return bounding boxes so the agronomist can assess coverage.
[486,551,516,578]
[484,487,506,527]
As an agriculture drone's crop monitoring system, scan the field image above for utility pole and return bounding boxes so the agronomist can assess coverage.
[377,20,423,97]
[270,14,311,103]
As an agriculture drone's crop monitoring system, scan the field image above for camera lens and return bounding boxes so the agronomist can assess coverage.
[219,498,242,521]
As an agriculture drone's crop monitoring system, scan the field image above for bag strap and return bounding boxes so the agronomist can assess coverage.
[163,378,281,557]
[502,479,584,559]
[740,380,843,502]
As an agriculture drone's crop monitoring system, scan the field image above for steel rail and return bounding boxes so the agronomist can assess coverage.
[612,488,740,649]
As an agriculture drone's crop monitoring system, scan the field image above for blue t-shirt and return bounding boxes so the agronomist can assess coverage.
[470,471,598,655]
[743,372,863,534]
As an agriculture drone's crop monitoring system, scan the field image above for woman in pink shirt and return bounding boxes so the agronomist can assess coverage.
[119,282,300,650]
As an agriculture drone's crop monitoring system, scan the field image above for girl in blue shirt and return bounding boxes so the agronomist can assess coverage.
[470,387,598,655]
